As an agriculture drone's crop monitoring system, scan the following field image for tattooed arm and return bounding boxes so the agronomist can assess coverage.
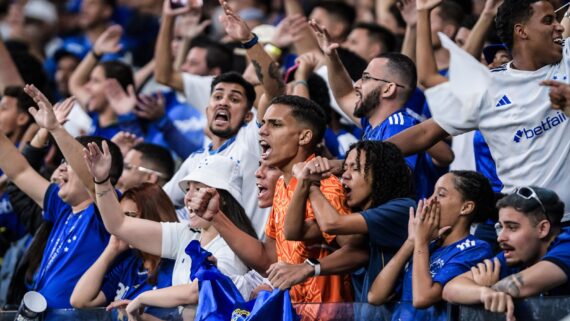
[492,261,567,298]
[218,1,285,122]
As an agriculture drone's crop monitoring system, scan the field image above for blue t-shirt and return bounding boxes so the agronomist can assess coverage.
[323,126,361,159]
[90,112,144,140]
[361,109,438,199]
[145,90,205,159]
[473,130,503,192]
[357,198,415,302]
[34,184,110,308]
[496,228,570,296]
[392,235,493,321]
[101,250,174,315]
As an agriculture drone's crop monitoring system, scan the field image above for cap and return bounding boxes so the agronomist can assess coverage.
[178,155,243,205]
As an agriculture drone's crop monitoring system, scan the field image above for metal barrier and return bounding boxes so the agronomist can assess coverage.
[1,297,569,321]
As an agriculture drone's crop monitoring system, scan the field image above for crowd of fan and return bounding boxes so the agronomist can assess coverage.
[0,0,569,320]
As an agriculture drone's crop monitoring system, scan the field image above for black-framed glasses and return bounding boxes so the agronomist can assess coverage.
[361,73,405,88]
[515,186,547,214]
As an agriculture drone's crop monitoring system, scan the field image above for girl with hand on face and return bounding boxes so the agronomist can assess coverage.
[368,171,495,321]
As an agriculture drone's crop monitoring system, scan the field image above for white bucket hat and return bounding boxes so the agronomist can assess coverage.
[178,155,243,205]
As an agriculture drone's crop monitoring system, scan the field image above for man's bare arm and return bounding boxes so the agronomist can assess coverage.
[492,261,567,298]
[310,21,360,125]
[0,133,49,207]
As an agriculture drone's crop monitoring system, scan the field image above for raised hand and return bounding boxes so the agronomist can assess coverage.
[24,84,60,131]
[134,92,166,121]
[308,20,340,56]
[218,0,253,42]
[472,258,501,287]
[398,0,418,27]
[267,261,313,290]
[83,141,113,183]
[105,79,136,116]
[179,10,211,39]
[416,0,443,11]
[186,187,220,221]
[295,52,322,81]
[53,97,75,125]
[271,14,309,49]
[111,131,143,157]
[93,25,123,56]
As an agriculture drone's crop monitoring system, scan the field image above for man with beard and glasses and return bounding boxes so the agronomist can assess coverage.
[443,187,570,321]
[310,21,454,198]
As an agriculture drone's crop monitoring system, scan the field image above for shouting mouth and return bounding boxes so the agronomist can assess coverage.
[260,140,272,160]
[213,109,230,126]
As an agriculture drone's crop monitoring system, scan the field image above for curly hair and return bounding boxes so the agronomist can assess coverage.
[345,141,414,208]
[450,170,496,224]
[495,0,540,49]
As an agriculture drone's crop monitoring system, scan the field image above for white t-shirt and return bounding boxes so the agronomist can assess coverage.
[163,119,270,239]
[428,36,570,211]
[181,73,214,115]
[160,222,250,298]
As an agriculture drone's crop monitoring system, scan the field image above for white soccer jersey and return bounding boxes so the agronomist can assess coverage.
[428,35,570,212]
[163,119,270,238]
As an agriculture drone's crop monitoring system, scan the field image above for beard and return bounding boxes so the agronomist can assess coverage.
[353,88,381,119]
[209,124,235,139]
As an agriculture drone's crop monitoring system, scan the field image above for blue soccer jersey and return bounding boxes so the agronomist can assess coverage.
[392,235,493,321]
[34,184,110,308]
[361,109,440,199]
[495,228,570,296]
[101,251,175,302]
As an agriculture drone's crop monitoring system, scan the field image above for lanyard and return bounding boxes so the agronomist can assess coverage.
[34,212,83,290]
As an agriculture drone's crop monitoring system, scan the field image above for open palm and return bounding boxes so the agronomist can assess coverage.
[83,141,113,182]
[218,0,252,42]
[308,20,339,55]
[105,80,136,116]
[93,25,123,55]
[24,84,59,130]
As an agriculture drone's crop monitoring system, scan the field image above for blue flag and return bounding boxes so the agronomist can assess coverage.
[185,240,299,321]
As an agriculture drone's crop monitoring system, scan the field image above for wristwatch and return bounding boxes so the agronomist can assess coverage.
[304,258,321,276]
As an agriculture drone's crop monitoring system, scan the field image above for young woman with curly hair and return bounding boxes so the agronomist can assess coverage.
[284,140,415,302]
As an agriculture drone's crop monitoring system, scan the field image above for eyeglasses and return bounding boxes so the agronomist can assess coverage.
[124,163,167,179]
[515,186,546,214]
[361,73,405,88]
